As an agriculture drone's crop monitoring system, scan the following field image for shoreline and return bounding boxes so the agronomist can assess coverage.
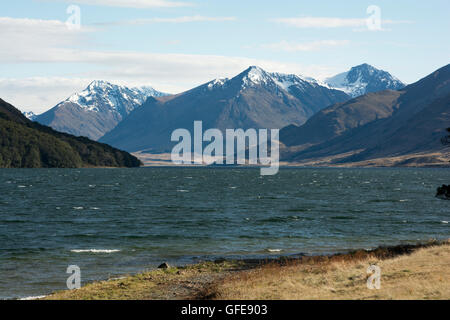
[39,239,449,300]
[133,151,450,168]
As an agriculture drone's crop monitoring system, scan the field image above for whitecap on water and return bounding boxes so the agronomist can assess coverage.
[73,207,84,210]
[71,249,120,253]
[177,189,189,192]
[20,295,47,300]
[442,221,449,224]
[266,249,282,253]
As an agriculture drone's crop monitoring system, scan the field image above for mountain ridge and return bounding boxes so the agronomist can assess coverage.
[99,66,351,152]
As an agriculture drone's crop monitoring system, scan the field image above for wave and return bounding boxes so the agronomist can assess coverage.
[266,249,282,253]
[19,295,47,300]
[70,249,120,253]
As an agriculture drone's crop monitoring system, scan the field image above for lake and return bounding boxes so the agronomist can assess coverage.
[0,167,448,299]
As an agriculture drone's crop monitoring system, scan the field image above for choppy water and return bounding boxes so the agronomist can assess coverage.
[0,167,449,299]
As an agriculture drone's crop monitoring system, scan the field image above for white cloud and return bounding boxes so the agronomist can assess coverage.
[272,16,412,29]
[0,77,91,113]
[54,0,192,8]
[95,15,236,26]
[0,17,338,113]
[261,40,350,52]
[0,17,91,57]
[0,50,337,113]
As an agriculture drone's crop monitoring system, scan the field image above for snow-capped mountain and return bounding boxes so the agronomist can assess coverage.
[66,80,166,115]
[206,66,351,115]
[22,111,37,121]
[100,66,350,152]
[35,81,167,140]
[208,66,323,93]
[325,64,405,98]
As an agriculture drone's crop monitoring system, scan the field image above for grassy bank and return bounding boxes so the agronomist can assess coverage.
[45,240,449,300]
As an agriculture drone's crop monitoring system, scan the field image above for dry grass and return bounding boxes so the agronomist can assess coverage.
[208,243,450,300]
[279,151,450,168]
[45,261,245,300]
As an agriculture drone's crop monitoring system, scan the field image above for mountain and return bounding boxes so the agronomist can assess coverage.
[35,80,167,140]
[325,64,405,98]
[0,98,141,168]
[100,66,350,152]
[23,111,36,121]
[281,90,403,148]
[281,64,450,166]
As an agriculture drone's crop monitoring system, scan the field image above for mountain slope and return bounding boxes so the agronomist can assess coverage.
[100,66,350,152]
[281,90,402,147]
[0,98,141,168]
[325,64,405,97]
[35,81,167,140]
[283,64,450,165]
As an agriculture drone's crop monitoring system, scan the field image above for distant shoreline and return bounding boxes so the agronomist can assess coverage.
[133,151,450,168]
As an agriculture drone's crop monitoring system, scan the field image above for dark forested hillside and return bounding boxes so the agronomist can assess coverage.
[0,98,142,168]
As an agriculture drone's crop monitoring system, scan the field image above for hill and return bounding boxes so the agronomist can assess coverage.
[0,98,142,168]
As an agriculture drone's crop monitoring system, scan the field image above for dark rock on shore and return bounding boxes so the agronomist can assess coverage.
[436,184,450,200]
[158,262,170,269]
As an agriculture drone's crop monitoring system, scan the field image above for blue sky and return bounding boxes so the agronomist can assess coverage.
[1,0,449,113]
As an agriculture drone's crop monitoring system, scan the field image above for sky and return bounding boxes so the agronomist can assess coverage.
[0,0,449,113]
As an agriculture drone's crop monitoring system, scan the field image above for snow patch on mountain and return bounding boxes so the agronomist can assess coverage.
[23,111,37,121]
[240,66,273,89]
[207,78,229,90]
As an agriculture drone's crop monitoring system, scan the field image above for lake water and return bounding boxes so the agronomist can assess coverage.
[0,167,449,299]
